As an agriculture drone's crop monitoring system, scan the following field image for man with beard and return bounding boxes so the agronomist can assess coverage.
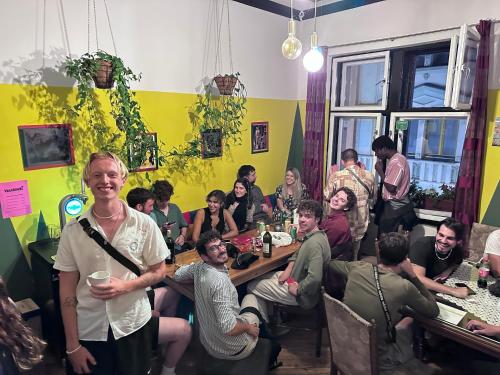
[409,218,469,298]
[237,165,271,224]
[173,230,262,360]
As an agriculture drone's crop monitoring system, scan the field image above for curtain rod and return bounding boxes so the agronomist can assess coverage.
[325,19,498,50]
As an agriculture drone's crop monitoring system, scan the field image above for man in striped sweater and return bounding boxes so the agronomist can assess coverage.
[174,230,262,360]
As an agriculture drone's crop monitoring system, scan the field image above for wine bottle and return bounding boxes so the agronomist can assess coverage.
[166,229,176,264]
[263,225,272,258]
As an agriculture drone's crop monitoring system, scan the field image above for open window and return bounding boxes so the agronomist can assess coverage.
[331,51,390,111]
[449,24,480,109]
[327,113,384,173]
[390,112,469,191]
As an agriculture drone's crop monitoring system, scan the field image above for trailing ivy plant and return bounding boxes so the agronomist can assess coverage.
[168,73,247,162]
[64,50,165,170]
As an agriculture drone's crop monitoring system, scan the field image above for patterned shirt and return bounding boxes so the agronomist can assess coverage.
[173,262,252,358]
[324,165,375,241]
[383,152,410,201]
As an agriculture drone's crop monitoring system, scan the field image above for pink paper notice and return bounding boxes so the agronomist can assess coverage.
[0,180,32,218]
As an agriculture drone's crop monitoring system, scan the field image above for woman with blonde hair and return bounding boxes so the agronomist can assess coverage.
[272,168,309,222]
[0,277,45,374]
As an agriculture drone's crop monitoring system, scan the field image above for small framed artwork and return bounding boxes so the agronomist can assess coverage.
[128,132,159,172]
[18,124,75,170]
[201,129,223,159]
[251,121,269,153]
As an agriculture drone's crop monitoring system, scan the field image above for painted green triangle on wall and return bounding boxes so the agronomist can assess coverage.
[482,181,500,227]
[0,205,34,301]
[286,102,304,175]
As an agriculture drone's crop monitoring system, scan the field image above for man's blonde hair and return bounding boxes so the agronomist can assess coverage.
[82,152,129,184]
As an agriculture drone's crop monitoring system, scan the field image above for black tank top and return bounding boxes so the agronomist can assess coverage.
[201,207,225,235]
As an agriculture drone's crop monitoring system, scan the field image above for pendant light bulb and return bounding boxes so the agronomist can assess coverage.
[303,32,324,72]
[282,19,302,60]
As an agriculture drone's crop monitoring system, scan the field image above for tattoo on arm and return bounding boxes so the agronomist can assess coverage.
[62,297,78,307]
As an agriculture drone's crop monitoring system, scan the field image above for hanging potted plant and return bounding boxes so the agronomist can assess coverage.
[64,50,164,170]
[213,74,238,95]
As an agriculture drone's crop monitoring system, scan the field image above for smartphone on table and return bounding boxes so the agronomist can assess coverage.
[455,282,476,295]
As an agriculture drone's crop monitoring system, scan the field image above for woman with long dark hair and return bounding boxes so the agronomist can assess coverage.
[225,178,255,232]
[0,277,45,374]
[192,190,239,243]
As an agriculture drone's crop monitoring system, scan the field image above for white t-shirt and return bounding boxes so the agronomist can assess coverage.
[54,202,168,340]
[485,229,500,256]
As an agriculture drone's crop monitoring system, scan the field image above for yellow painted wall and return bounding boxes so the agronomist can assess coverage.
[480,89,500,220]
[0,83,299,250]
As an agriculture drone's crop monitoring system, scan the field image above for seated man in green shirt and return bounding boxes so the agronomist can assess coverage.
[247,200,330,320]
[150,180,190,252]
[329,233,439,373]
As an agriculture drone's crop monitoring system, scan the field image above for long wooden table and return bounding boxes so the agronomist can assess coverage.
[414,310,500,359]
[164,232,300,300]
[413,262,500,359]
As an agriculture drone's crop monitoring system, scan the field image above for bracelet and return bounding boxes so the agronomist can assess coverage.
[66,345,82,355]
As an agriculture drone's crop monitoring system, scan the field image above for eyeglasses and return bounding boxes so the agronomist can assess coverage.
[207,242,227,253]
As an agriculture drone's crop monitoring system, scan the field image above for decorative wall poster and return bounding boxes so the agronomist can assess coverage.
[18,124,75,170]
[0,180,32,218]
[494,117,500,147]
[251,121,269,153]
[201,129,223,159]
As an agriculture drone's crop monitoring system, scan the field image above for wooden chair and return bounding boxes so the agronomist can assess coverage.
[270,299,324,358]
[467,222,499,262]
[323,291,378,375]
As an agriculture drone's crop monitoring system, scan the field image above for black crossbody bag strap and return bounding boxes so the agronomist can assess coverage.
[372,265,396,343]
[346,168,373,198]
[78,218,141,277]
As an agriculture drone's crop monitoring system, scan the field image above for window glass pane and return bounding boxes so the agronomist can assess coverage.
[458,44,478,104]
[412,52,449,108]
[402,116,467,191]
[337,117,377,170]
[340,59,384,107]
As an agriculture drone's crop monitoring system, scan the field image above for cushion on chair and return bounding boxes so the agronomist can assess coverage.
[197,338,272,375]
[467,222,500,262]
[323,291,377,375]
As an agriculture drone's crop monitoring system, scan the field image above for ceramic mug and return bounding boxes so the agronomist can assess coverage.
[87,271,110,286]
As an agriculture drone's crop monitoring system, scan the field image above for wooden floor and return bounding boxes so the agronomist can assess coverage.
[35,314,484,375]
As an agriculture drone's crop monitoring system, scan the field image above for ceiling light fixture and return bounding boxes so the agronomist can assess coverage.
[303,0,324,72]
[282,0,302,60]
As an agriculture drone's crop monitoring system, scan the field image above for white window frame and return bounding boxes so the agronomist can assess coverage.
[331,51,391,111]
[450,24,481,110]
[389,112,469,154]
[327,113,384,175]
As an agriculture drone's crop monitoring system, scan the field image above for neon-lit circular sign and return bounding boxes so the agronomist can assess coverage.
[64,197,84,216]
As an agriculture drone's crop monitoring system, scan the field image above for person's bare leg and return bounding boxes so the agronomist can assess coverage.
[154,287,180,317]
[158,317,192,371]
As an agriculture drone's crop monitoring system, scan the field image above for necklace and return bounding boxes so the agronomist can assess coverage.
[92,206,121,219]
[434,245,453,261]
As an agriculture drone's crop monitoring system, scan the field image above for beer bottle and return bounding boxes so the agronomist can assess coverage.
[477,256,490,289]
[263,225,272,258]
[166,229,176,264]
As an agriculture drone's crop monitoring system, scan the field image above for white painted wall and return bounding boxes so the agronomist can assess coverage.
[0,0,301,100]
[297,0,500,99]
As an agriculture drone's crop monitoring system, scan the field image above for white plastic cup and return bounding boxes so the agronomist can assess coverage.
[87,271,110,286]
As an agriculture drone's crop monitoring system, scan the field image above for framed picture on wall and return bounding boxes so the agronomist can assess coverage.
[128,132,159,172]
[18,124,75,170]
[201,129,223,159]
[251,121,269,153]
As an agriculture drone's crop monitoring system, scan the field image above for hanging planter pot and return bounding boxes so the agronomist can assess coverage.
[214,74,238,95]
[92,59,114,89]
